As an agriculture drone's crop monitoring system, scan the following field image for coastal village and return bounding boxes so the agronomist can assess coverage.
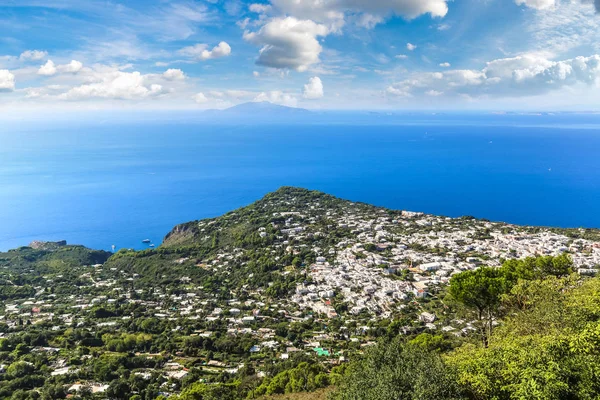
[0,187,599,398]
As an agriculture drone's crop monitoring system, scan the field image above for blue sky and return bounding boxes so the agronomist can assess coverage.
[1,0,600,112]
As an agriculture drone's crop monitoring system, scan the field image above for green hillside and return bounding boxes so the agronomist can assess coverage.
[0,187,598,399]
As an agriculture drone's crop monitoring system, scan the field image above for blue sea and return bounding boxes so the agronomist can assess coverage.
[1,112,600,252]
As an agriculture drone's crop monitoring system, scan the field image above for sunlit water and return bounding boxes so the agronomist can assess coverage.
[1,113,599,251]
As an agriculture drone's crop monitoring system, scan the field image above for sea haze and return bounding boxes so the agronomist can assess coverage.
[1,112,600,252]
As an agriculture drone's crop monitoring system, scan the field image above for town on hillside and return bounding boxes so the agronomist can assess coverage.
[0,187,598,399]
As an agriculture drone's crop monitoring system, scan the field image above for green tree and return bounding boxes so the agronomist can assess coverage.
[448,267,510,346]
[331,337,464,400]
[409,333,453,353]
[502,254,574,281]
[7,361,35,378]
[447,276,600,400]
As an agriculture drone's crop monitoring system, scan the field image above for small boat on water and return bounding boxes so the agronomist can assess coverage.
[149,244,155,248]
[142,239,151,243]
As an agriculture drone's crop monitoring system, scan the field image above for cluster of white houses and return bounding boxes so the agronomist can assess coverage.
[273,201,600,319]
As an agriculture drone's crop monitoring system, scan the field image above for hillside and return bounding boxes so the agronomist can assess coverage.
[0,187,599,399]
[108,186,600,312]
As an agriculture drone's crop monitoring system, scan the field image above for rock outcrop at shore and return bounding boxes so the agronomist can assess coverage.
[28,240,68,250]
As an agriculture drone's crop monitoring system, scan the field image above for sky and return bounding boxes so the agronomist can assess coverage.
[0,0,600,112]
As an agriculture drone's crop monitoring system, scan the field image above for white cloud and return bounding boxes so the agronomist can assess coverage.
[526,1,600,55]
[249,3,272,13]
[440,62,451,67]
[163,68,186,81]
[303,76,324,99]
[396,54,408,59]
[425,89,443,96]
[179,42,232,61]
[356,13,384,28]
[194,92,208,103]
[59,70,164,100]
[237,17,251,29]
[38,60,57,76]
[225,1,243,15]
[386,86,411,97]
[407,43,417,51]
[25,88,44,98]
[386,53,600,99]
[244,17,329,71]
[60,60,83,73]
[254,90,298,106]
[37,60,83,76]
[270,0,449,29]
[253,71,260,77]
[114,2,211,42]
[19,50,47,62]
[207,90,254,100]
[515,0,556,10]
[225,90,255,99]
[0,70,15,92]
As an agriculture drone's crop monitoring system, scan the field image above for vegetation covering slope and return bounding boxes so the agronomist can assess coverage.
[0,187,598,399]
[332,256,598,400]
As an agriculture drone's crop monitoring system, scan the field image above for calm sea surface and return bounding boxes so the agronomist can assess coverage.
[1,113,600,251]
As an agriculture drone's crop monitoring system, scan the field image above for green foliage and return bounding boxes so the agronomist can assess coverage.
[252,362,329,397]
[409,333,453,353]
[447,276,600,400]
[502,253,574,282]
[102,333,153,352]
[449,267,509,314]
[6,361,35,378]
[448,267,510,346]
[331,337,464,400]
[174,382,237,400]
[0,186,594,400]
[448,254,575,346]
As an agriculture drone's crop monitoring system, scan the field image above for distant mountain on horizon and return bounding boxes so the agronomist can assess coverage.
[205,101,311,116]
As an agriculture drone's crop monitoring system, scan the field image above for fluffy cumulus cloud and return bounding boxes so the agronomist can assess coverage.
[249,3,272,13]
[386,53,600,99]
[254,90,298,106]
[244,17,329,71]
[406,43,417,51]
[179,42,231,61]
[59,70,164,100]
[0,70,15,92]
[38,60,57,76]
[61,60,83,73]
[163,68,186,81]
[270,0,448,29]
[303,76,324,98]
[19,50,47,62]
[194,92,208,103]
[37,60,83,76]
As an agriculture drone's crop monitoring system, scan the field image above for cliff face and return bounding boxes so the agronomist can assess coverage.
[160,187,337,248]
[162,222,200,247]
[28,240,68,250]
